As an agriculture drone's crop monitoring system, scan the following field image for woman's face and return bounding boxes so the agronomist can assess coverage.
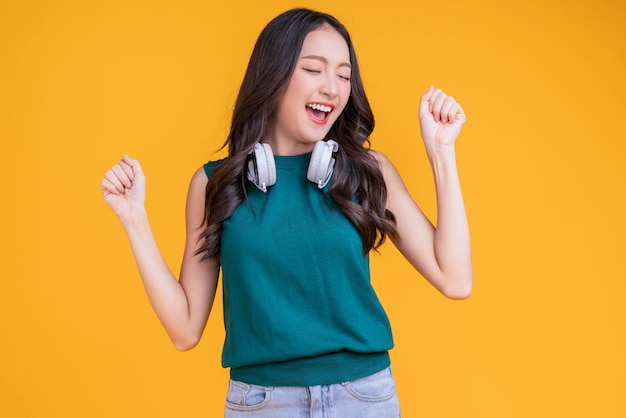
[267,24,352,155]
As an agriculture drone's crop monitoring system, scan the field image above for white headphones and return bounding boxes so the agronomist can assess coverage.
[247,140,339,192]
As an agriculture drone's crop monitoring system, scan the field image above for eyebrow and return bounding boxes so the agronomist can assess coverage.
[301,55,352,69]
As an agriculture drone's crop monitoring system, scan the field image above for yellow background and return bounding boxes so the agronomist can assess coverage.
[1,0,624,416]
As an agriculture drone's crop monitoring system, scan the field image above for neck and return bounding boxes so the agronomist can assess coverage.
[262,136,316,156]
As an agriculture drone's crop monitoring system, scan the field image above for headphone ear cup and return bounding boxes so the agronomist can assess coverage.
[307,140,338,189]
[261,143,276,187]
[247,143,276,192]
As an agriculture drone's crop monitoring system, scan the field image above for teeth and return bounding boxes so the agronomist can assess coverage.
[307,103,332,113]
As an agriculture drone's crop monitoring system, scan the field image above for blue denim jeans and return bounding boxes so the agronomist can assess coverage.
[224,366,401,417]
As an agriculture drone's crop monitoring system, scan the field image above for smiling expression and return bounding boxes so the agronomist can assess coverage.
[266,24,352,155]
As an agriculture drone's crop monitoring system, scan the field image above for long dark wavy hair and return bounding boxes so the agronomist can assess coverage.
[197,8,397,259]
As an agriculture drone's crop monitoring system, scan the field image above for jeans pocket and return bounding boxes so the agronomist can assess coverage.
[342,367,397,402]
[225,379,272,411]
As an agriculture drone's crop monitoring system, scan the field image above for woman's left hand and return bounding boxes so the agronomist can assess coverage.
[418,86,466,155]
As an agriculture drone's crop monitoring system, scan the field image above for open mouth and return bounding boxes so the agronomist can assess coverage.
[306,103,334,125]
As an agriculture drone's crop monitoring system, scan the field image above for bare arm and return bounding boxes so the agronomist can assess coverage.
[374,86,472,299]
[101,155,219,350]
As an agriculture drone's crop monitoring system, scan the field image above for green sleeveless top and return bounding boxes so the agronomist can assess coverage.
[204,152,393,386]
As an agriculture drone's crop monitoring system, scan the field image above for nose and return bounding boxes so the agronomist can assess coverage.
[320,72,338,98]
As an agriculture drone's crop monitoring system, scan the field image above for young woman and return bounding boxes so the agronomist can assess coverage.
[101,8,472,417]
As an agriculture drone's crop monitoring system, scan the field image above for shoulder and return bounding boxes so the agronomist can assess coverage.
[367,149,398,178]
[367,149,407,192]
[367,149,389,166]
[202,158,227,179]
[186,166,208,205]
[188,158,228,201]
[189,157,225,196]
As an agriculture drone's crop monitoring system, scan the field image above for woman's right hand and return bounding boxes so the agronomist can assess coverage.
[101,154,146,222]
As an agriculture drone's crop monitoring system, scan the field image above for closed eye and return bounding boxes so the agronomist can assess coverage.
[303,66,350,81]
